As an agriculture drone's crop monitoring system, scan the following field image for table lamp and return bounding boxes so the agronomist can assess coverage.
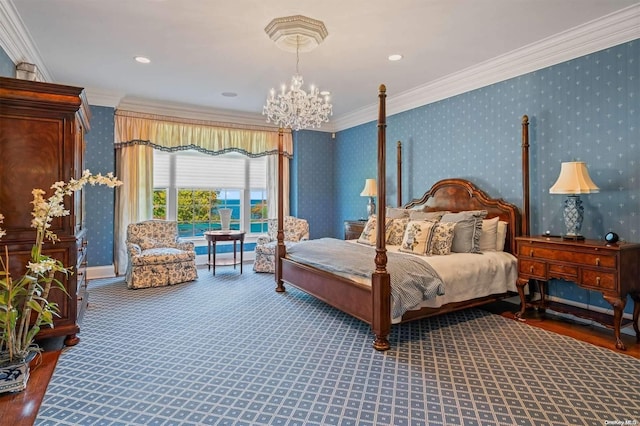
[549,161,599,239]
[360,178,377,217]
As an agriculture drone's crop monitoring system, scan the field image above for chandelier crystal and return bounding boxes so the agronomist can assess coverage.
[263,16,333,131]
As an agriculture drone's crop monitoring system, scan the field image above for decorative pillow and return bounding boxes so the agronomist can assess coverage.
[357,215,377,246]
[409,210,447,221]
[478,216,499,252]
[399,220,437,255]
[385,217,410,245]
[386,207,410,219]
[440,210,488,253]
[427,222,456,255]
[496,221,508,251]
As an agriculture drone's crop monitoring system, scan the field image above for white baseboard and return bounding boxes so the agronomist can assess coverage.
[87,265,117,280]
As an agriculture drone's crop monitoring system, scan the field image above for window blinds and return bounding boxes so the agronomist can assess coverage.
[153,150,266,189]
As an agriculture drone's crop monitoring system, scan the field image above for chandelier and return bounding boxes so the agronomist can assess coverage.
[262,15,333,131]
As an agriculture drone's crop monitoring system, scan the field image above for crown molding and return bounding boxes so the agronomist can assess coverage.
[117,97,282,129]
[116,96,333,133]
[2,2,637,133]
[331,3,640,131]
[0,0,53,81]
[84,87,125,108]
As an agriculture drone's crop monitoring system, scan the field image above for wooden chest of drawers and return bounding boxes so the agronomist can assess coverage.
[515,236,640,350]
[344,220,367,240]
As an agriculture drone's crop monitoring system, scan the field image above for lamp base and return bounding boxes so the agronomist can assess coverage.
[561,234,585,241]
[366,197,376,217]
[562,195,584,238]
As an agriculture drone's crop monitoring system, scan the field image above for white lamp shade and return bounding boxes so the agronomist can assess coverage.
[360,178,377,197]
[549,162,599,194]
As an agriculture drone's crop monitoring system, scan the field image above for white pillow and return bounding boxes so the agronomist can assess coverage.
[478,217,499,252]
[496,221,508,251]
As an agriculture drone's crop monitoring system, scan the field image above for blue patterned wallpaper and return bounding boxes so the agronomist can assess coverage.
[84,106,118,267]
[292,130,335,239]
[335,40,639,313]
[0,48,14,77]
[335,123,380,228]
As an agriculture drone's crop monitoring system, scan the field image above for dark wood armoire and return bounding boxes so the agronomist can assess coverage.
[0,76,90,346]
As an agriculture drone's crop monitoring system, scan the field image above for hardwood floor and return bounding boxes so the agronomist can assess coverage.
[0,337,64,426]
[483,301,640,358]
[0,303,638,425]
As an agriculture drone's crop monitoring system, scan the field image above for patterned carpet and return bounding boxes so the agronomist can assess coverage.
[36,266,640,425]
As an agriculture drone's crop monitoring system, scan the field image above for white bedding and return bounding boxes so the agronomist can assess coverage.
[333,242,517,323]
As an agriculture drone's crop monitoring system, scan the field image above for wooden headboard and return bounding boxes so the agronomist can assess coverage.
[402,178,521,255]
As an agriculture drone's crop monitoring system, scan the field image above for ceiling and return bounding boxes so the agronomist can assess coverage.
[4,0,640,131]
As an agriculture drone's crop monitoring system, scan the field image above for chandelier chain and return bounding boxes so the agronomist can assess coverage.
[296,35,300,75]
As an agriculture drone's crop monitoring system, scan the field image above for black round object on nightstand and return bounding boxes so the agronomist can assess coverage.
[605,232,619,244]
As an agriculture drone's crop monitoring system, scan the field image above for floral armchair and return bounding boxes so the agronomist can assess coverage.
[253,216,310,273]
[125,220,198,289]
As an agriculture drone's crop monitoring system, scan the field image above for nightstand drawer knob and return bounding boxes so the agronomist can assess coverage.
[595,258,600,266]
[529,266,534,273]
[529,249,534,257]
[596,276,601,285]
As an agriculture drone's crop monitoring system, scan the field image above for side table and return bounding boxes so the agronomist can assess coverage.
[204,230,245,275]
[515,236,640,350]
[344,219,367,240]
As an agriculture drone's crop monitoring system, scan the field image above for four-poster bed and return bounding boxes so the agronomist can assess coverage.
[274,85,531,350]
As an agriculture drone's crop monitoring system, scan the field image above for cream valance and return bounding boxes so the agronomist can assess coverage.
[114,110,293,158]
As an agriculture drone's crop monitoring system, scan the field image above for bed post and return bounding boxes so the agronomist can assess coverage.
[521,115,530,237]
[275,127,286,293]
[372,84,391,351]
[515,115,531,318]
[397,141,402,207]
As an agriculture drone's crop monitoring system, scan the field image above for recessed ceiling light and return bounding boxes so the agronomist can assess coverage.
[134,56,151,64]
[319,90,330,96]
[222,92,238,97]
[388,54,403,61]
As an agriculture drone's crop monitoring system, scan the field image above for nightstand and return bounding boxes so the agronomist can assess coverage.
[515,236,640,350]
[344,219,367,240]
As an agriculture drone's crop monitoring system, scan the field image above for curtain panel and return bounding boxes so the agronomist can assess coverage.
[114,145,154,275]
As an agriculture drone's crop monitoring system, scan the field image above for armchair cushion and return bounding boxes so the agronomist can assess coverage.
[137,236,162,251]
[129,247,195,266]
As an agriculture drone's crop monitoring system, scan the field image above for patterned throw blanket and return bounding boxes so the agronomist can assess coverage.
[286,238,445,319]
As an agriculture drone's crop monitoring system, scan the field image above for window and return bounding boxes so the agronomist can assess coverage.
[153,150,268,238]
